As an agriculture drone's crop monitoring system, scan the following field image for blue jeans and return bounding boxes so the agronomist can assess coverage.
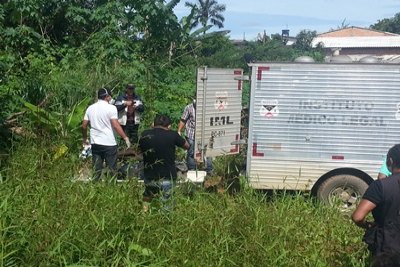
[143,178,175,212]
[187,138,213,173]
[143,177,174,203]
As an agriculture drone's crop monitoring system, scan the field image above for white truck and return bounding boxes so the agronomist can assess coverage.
[195,62,400,209]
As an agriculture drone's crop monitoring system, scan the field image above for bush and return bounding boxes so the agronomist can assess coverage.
[1,141,370,266]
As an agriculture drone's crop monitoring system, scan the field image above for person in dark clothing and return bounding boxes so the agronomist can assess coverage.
[352,144,400,259]
[139,114,189,207]
[371,251,400,267]
[114,84,144,144]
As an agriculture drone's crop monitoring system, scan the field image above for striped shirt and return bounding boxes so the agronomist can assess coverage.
[180,103,196,140]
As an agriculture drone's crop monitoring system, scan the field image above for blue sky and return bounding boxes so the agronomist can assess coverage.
[174,0,400,40]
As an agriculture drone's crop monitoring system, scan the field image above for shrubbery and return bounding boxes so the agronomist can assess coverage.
[1,140,370,266]
[1,2,342,265]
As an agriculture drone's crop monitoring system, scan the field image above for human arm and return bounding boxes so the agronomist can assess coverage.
[134,96,144,113]
[183,140,190,150]
[178,104,191,136]
[81,119,89,145]
[175,131,189,150]
[352,199,377,229]
[114,95,133,112]
[352,180,382,229]
[377,172,387,180]
[177,120,186,136]
[111,119,130,147]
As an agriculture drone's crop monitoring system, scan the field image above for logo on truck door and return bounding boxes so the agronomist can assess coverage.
[214,91,228,111]
[260,99,279,118]
[210,116,233,126]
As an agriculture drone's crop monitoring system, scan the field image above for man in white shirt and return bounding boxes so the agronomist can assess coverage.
[82,88,131,181]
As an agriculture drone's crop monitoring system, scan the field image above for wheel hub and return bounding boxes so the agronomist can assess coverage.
[330,187,359,209]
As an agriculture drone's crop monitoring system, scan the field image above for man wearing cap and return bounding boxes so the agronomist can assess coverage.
[82,88,131,181]
[114,84,144,144]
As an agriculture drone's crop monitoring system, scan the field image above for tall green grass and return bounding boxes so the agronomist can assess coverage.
[1,141,370,266]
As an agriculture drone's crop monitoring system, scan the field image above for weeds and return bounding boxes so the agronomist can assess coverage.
[0,141,370,266]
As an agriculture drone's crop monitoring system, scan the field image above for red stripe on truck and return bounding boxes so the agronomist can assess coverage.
[332,155,344,160]
[252,143,264,157]
[230,134,240,153]
[257,67,270,80]
[234,70,242,90]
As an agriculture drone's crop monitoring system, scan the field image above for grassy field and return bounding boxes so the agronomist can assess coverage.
[1,141,370,266]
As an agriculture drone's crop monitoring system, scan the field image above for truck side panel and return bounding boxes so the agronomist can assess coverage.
[247,63,400,190]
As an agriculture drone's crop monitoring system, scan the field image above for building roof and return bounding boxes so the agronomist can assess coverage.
[312,36,400,48]
[317,26,398,37]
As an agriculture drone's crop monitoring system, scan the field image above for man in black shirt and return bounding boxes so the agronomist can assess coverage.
[352,144,400,258]
[139,114,189,205]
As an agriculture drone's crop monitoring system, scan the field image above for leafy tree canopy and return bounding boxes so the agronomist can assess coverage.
[0,0,326,155]
[293,30,317,52]
[0,0,183,60]
[371,12,400,34]
[185,0,226,32]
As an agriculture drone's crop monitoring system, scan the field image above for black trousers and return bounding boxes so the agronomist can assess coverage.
[91,144,118,181]
[122,122,139,144]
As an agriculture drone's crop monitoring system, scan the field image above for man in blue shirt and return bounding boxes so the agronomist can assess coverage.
[378,156,392,179]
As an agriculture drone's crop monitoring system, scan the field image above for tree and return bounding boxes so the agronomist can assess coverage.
[291,30,324,61]
[293,30,317,52]
[371,13,400,34]
[256,30,270,44]
[0,0,183,61]
[184,0,226,31]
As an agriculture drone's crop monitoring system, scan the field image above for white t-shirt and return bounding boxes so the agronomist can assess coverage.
[83,100,118,146]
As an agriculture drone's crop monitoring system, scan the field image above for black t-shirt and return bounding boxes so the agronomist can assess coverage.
[363,179,384,225]
[139,127,186,180]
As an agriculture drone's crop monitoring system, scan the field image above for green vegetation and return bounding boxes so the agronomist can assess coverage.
[1,140,370,266]
[3,0,395,265]
[185,0,226,30]
[371,12,400,34]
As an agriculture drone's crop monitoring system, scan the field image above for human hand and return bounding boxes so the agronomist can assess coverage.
[178,131,182,136]
[82,139,89,147]
[134,100,142,107]
[365,221,376,229]
[124,137,131,148]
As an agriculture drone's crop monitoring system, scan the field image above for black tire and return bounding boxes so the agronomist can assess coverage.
[317,174,369,211]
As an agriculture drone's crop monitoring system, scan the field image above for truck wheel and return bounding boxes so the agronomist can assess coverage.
[317,174,369,212]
